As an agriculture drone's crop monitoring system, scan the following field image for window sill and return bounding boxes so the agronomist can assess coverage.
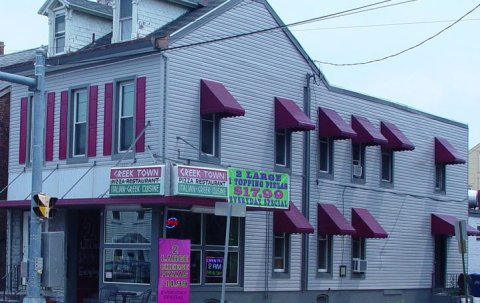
[380,180,394,189]
[66,156,89,165]
[199,154,221,165]
[111,151,135,161]
[272,271,290,279]
[318,171,334,180]
[274,165,291,174]
[316,271,333,279]
[434,188,446,195]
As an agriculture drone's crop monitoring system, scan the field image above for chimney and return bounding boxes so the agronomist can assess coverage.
[97,0,113,6]
[0,42,4,55]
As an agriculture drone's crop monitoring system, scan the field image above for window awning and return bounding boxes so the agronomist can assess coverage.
[274,202,314,234]
[351,115,387,146]
[434,137,465,165]
[200,79,245,118]
[275,97,315,132]
[352,208,388,238]
[431,213,480,236]
[318,107,356,140]
[317,203,356,236]
[380,121,415,151]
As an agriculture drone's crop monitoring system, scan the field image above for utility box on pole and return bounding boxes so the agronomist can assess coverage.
[41,232,64,288]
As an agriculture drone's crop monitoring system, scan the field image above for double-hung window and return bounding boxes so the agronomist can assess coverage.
[317,235,332,273]
[273,233,289,274]
[120,0,133,41]
[27,97,34,164]
[381,148,393,183]
[352,143,365,180]
[319,137,333,175]
[72,89,88,157]
[275,129,290,168]
[435,163,446,192]
[117,81,135,153]
[201,114,219,158]
[54,13,65,54]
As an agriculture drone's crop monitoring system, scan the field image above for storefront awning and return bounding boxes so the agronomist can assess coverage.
[352,208,388,238]
[275,97,315,131]
[200,79,245,118]
[431,213,480,236]
[380,121,415,151]
[274,202,314,234]
[318,107,356,140]
[317,203,356,236]
[434,137,465,165]
[351,115,387,146]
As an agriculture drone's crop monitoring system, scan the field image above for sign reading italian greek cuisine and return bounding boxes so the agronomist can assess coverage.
[109,165,165,196]
[228,168,289,209]
[172,165,228,198]
[158,239,191,303]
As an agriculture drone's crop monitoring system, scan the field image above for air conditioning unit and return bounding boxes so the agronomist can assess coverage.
[352,258,368,273]
[353,165,363,177]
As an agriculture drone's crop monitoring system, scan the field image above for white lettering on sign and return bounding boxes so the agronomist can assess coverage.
[180,168,201,178]
[114,170,133,178]
[136,168,160,177]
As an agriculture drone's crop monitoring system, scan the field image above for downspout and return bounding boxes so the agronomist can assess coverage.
[301,74,313,292]
[160,54,168,163]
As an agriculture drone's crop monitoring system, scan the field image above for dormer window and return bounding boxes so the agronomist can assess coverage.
[120,0,132,41]
[54,13,66,54]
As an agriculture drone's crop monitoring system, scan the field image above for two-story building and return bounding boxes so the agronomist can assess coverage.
[1,0,476,302]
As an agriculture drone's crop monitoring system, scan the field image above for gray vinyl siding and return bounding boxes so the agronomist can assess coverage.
[8,54,164,200]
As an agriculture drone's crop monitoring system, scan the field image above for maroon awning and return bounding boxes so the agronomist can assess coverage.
[431,213,480,236]
[318,107,356,140]
[352,208,388,238]
[380,121,415,151]
[351,115,387,146]
[318,203,356,236]
[275,97,315,132]
[435,137,465,165]
[200,79,245,118]
[274,202,314,234]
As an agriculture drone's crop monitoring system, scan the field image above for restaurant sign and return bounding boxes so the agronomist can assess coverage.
[227,168,289,209]
[158,239,191,303]
[109,165,165,196]
[172,165,228,198]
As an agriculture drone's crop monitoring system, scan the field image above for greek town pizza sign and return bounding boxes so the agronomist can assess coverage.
[109,165,165,196]
[172,165,228,198]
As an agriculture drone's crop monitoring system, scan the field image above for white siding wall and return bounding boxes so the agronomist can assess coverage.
[8,54,163,200]
[469,215,480,273]
[67,11,112,53]
[136,0,188,38]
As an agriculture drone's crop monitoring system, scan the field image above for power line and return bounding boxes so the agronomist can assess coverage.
[315,3,480,66]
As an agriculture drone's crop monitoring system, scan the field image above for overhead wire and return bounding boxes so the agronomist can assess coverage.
[315,2,480,66]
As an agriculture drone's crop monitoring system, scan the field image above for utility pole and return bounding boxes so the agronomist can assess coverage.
[0,48,46,303]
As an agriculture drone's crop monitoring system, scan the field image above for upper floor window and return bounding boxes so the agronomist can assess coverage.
[72,89,88,157]
[27,97,34,164]
[275,129,291,168]
[352,143,365,180]
[201,114,218,157]
[54,13,66,54]
[120,0,133,41]
[381,148,393,183]
[435,163,446,192]
[319,137,333,175]
[317,235,332,273]
[117,81,135,152]
[273,233,289,274]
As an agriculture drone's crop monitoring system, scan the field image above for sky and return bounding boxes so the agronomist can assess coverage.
[2,0,480,147]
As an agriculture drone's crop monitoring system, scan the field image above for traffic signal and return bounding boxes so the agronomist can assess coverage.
[33,193,57,219]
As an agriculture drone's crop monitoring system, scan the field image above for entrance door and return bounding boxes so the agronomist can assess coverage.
[68,210,101,303]
[434,236,447,288]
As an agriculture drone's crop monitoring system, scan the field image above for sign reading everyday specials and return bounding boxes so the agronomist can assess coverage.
[227,168,289,209]
[109,165,165,196]
[158,239,191,303]
[172,165,228,198]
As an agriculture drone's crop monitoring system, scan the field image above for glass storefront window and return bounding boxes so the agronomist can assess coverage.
[166,210,201,245]
[205,251,238,284]
[104,209,152,285]
[205,214,239,246]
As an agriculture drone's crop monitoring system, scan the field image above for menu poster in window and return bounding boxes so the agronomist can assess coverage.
[206,256,223,277]
[158,239,191,303]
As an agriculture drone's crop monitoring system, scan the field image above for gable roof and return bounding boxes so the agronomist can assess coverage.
[38,0,112,19]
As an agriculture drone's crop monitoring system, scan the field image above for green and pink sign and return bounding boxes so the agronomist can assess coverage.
[109,165,165,196]
[227,168,289,209]
[172,165,228,198]
[158,239,191,303]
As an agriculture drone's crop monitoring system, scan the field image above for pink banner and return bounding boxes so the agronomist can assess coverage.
[110,166,162,179]
[158,239,191,303]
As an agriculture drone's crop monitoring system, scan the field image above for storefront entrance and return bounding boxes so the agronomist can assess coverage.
[67,210,101,303]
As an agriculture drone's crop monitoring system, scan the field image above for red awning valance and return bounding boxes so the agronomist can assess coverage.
[351,115,387,146]
[200,79,245,118]
[318,107,356,140]
[380,121,415,151]
[275,97,315,132]
[318,203,356,236]
[434,137,465,165]
[431,213,480,236]
[274,202,314,234]
[352,208,388,238]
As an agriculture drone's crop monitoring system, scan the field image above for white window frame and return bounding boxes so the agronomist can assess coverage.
[27,97,34,164]
[381,148,393,183]
[275,129,288,167]
[201,114,217,156]
[72,88,88,157]
[352,143,365,179]
[352,237,366,260]
[319,137,332,173]
[273,233,288,273]
[119,0,133,41]
[54,12,66,54]
[317,235,331,273]
[435,163,446,191]
[117,81,135,153]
